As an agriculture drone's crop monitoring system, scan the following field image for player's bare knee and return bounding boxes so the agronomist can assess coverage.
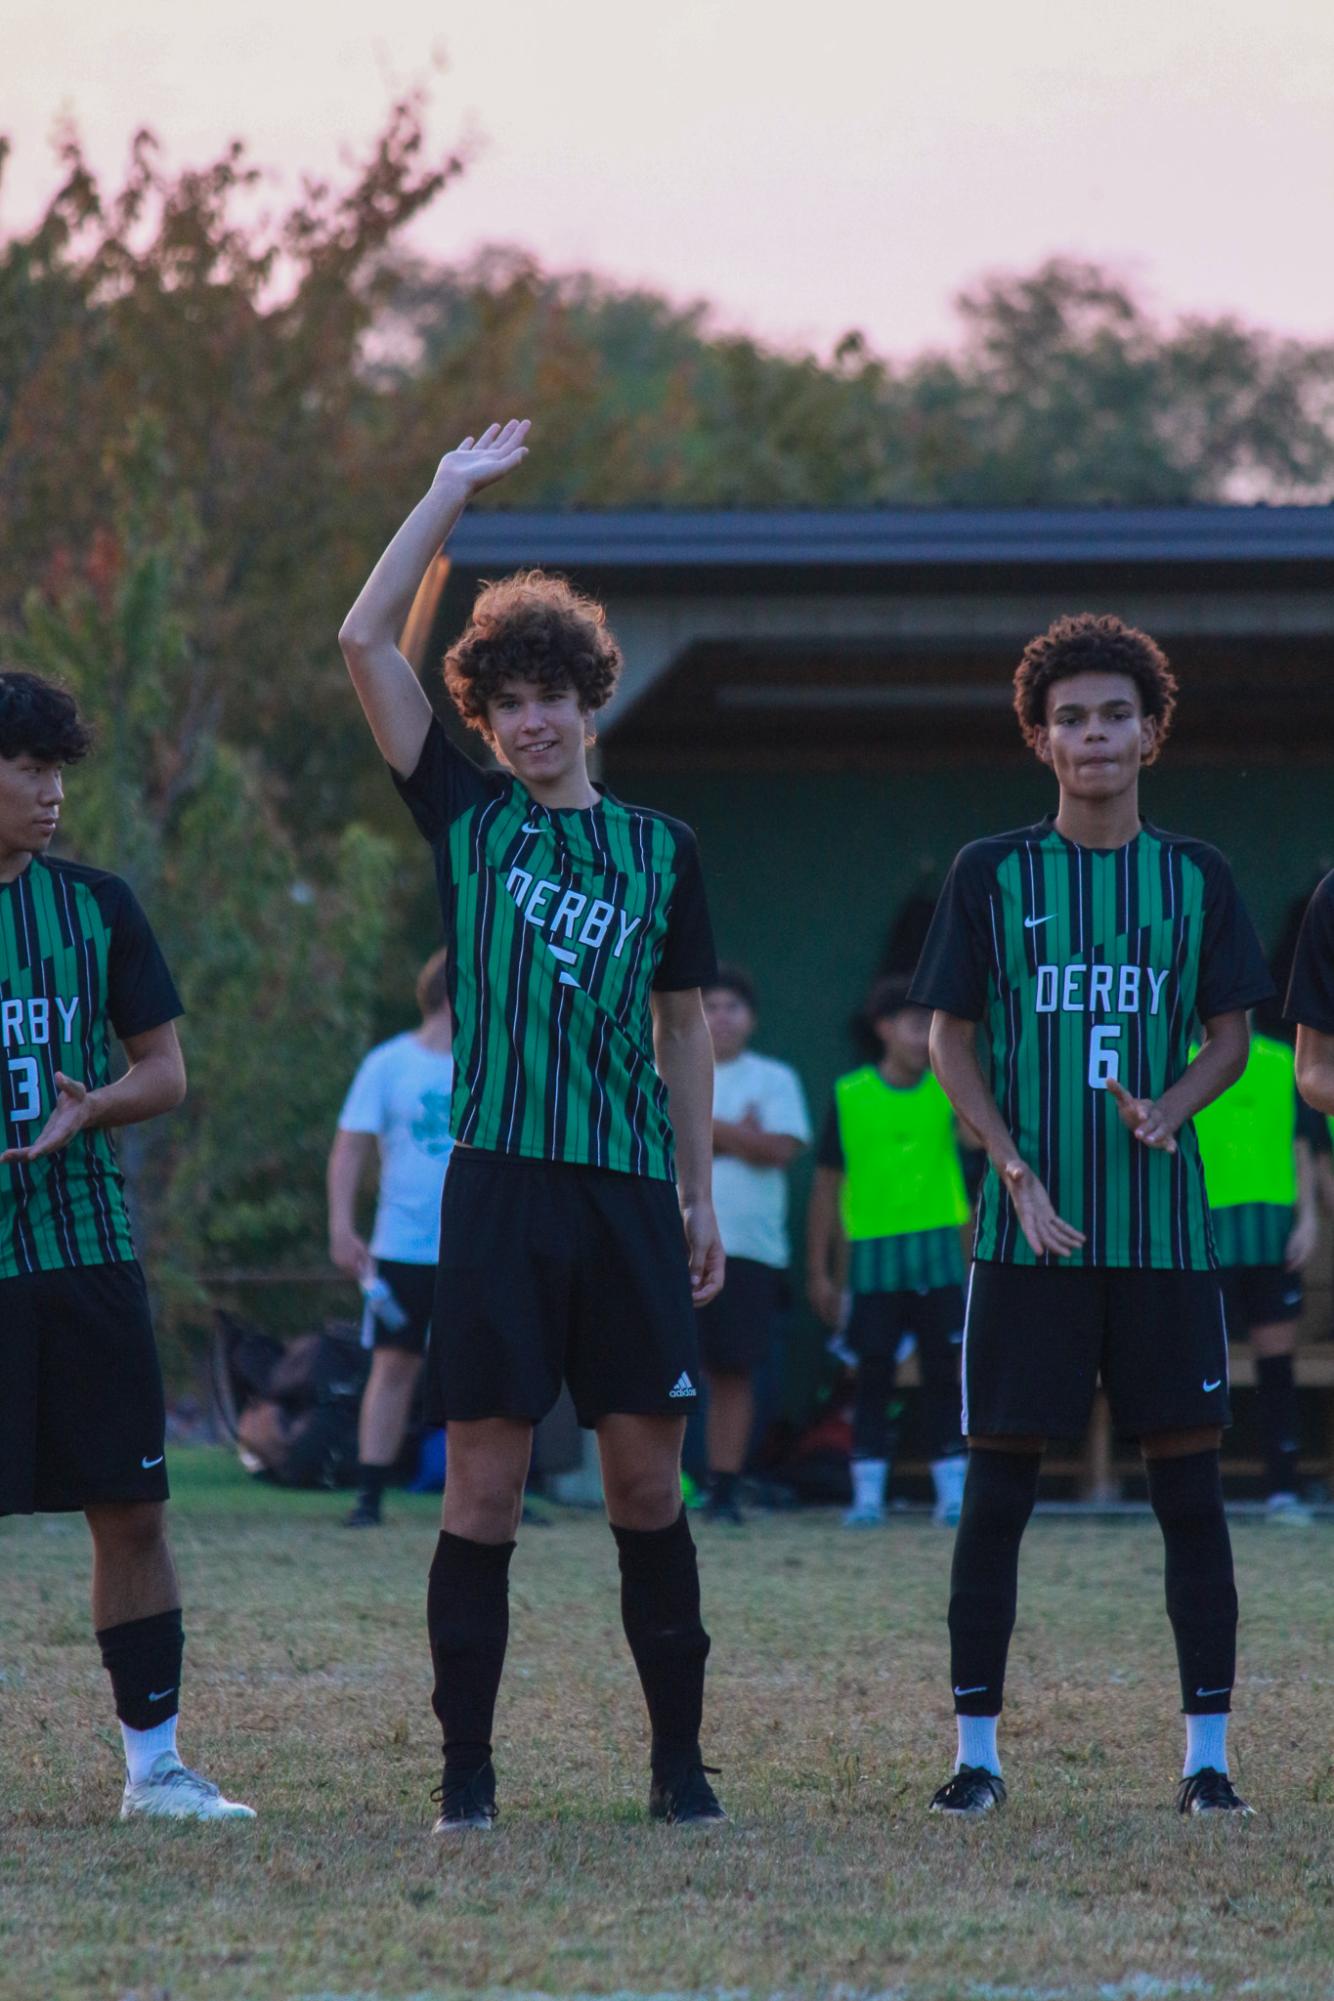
[85,1500,168,1558]
[1140,1426,1222,1461]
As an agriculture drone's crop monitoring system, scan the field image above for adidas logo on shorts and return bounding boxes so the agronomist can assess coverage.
[668,1372,696,1399]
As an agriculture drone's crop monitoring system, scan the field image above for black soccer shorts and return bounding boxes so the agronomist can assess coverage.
[362,1258,436,1356]
[1219,1264,1303,1333]
[695,1255,787,1374]
[0,1260,170,1516]
[961,1261,1231,1439]
[427,1148,702,1428]
[844,1282,965,1363]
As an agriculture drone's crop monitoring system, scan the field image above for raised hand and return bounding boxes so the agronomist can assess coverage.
[1106,1078,1179,1154]
[433,419,531,498]
[0,1072,92,1165]
[1001,1159,1087,1259]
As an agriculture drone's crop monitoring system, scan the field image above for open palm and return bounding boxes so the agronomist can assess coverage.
[434,418,531,497]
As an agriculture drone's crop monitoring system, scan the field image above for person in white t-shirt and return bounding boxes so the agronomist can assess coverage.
[700,967,812,1524]
[328,950,455,1526]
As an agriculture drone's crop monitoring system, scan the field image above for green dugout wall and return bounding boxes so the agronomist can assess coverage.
[427,505,1334,1427]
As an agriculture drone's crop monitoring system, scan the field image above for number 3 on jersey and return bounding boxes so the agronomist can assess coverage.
[6,1055,41,1123]
[1088,1023,1122,1090]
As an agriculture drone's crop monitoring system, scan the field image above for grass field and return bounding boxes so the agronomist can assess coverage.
[2,1448,1331,2001]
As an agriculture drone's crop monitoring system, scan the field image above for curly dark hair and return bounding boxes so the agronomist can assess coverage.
[443,570,622,737]
[704,964,757,1011]
[866,973,917,1025]
[0,672,93,764]
[1013,614,1177,764]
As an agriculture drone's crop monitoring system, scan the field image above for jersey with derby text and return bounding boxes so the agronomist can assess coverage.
[909,818,1273,1270]
[0,856,183,1278]
[393,718,717,1183]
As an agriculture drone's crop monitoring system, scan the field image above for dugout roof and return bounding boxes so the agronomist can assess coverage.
[423,506,1334,767]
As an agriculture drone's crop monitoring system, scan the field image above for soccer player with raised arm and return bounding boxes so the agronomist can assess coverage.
[909,615,1273,1818]
[0,672,253,1823]
[1287,871,1334,1116]
[339,420,727,1832]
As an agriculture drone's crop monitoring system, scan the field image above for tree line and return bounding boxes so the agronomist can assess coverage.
[3,101,1332,1340]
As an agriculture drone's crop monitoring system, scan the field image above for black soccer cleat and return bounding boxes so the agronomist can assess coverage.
[431,1760,498,1833]
[1176,1767,1254,1817]
[343,1497,382,1528]
[649,1760,728,1825]
[929,1764,1007,1816]
[706,1493,745,1527]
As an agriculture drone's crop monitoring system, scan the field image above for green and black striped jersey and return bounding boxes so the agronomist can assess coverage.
[393,719,717,1182]
[910,818,1273,1270]
[0,856,183,1278]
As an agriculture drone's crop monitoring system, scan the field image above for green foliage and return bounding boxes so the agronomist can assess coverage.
[7,428,396,1334]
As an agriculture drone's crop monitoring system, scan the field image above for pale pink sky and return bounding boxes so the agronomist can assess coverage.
[8,0,1334,358]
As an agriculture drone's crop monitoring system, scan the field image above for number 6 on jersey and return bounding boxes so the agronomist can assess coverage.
[1088,1023,1122,1089]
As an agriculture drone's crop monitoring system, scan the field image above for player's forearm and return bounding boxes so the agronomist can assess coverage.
[327,1135,372,1241]
[85,1051,186,1131]
[340,475,471,654]
[1157,1013,1249,1128]
[714,1118,802,1167]
[805,1170,842,1278]
[657,1017,716,1206]
[929,1012,1020,1172]
[1296,1027,1334,1116]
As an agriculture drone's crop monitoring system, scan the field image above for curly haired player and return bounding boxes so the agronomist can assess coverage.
[910,613,1273,1819]
[339,421,727,1832]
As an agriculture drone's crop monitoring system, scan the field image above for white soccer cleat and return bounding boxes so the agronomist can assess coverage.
[842,1501,887,1527]
[119,1752,256,1822]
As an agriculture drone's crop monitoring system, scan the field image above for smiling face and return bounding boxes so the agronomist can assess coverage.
[484,676,592,798]
[0,751,64,864]
[1034,670,1158,803]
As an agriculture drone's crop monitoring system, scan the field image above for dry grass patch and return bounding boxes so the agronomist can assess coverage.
[1,1450,1330,2001]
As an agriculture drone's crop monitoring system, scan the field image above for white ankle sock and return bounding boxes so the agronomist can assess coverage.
[122,1714,179,1786]
[956,1714,1000,1775]
[851,1458,887,1511]
[1183,1712,1229,1778]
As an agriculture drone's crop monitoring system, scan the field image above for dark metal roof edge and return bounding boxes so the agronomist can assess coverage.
[447,506,1334,570]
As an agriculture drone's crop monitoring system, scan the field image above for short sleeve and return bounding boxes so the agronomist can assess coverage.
[1195,852,1275,1022]
[653,833,718,991]
[100,880,183,1039]
[338,1047,389,1136]
[816,1101,844,1170]
[391,714,494,847]
[908,846,994,1021]
[1285,872,1334,1034]
[762,1061,812,1144]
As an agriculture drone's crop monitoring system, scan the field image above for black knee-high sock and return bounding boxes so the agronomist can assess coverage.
[1145,1449,1237,1714]
[611,1511,710,1775]
[852,1353,896,1460]
[427,1532,515,1780]
[917,1327,965,1460]
[1254,1353,1301,1499]
[947,1449,1041,1715]
[96,1608,185,1729]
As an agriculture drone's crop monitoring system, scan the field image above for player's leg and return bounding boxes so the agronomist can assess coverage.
[426,1417,533,1830]
[575,1170,724,1824]
[32,1264,253,1822]
[930,1264,1100,1816]
[1247,1269,1307,1519]
[422,1151,568,1831]
[914,1285,968,1526]
[598,1412,722,1823]
[1106,1271,1252,1814]
[699,1258,780,1524]
[347,1261,433,1526]
[701,1367,752,1520]
[845,1294,897,1526]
